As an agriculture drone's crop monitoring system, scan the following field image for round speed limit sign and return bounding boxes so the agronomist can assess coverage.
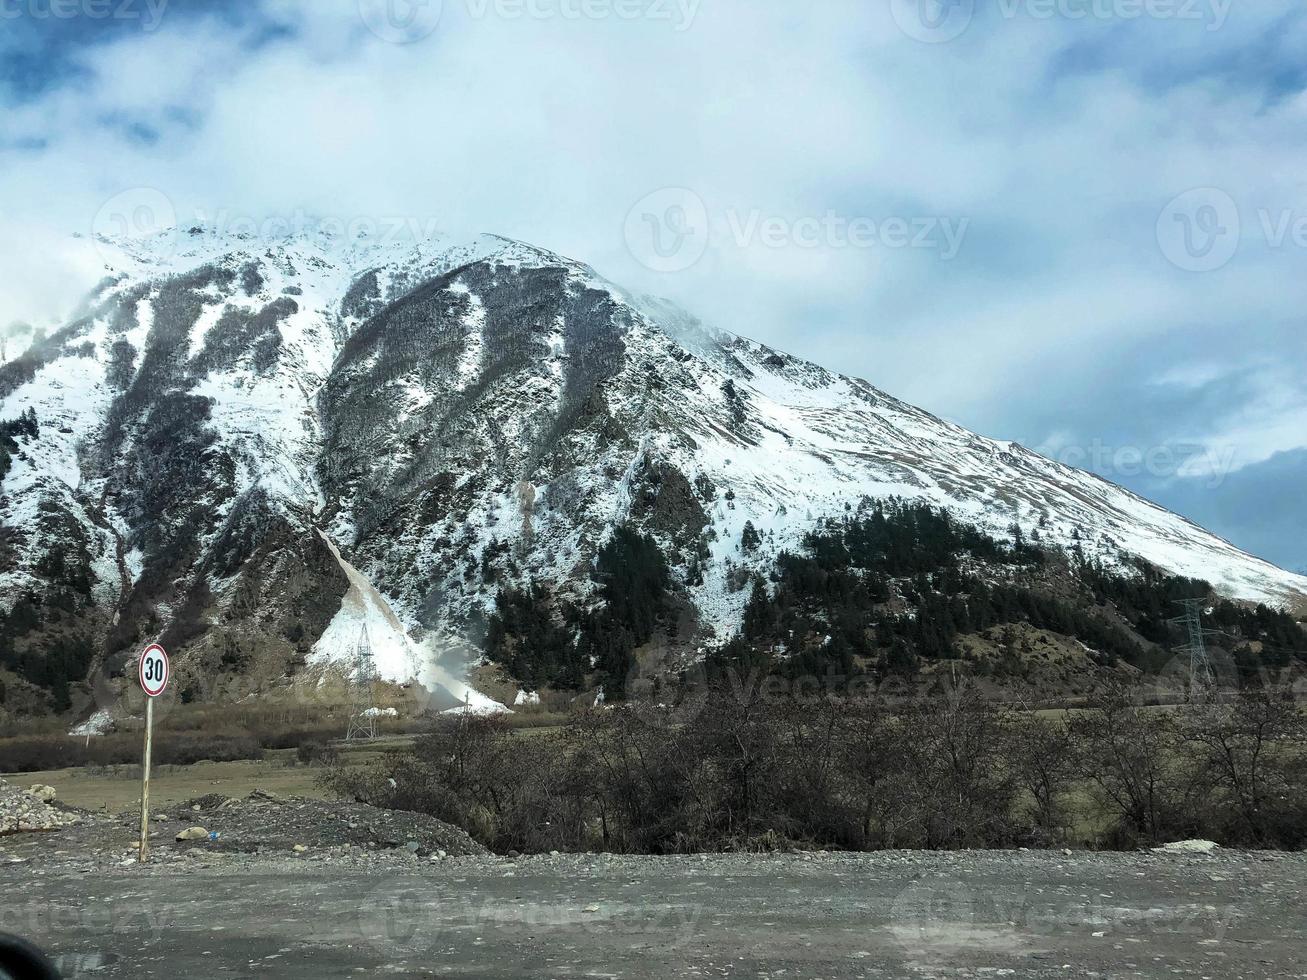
[138,644,170,698]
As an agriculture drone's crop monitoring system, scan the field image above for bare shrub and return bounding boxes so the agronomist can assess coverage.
[1004,711,1078,846]
[296,740,340,767]
[1067,686,1195,847]
[316,683,1306,855]
[1176,686,1307,848]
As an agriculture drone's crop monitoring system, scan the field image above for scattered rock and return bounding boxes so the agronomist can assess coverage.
[171,791,487,857]
[177,827,210,842]
[1154,840,1220,855]
[0,779,79,835]
[27,784,57,804]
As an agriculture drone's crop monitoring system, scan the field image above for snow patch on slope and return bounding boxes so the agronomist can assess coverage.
[310,531,507,714]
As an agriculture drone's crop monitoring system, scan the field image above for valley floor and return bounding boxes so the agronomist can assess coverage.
[3,846,1303,978]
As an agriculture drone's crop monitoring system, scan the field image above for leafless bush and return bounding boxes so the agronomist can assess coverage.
[1175,686,1307,848]
[1004,711,1078,846]
[1067,685,1197,847]
[318,684,1306,855]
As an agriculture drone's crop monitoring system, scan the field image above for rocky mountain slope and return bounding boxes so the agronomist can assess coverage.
[1,227,1304,712]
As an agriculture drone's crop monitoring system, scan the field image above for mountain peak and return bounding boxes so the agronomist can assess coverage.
[2,234,1304,710]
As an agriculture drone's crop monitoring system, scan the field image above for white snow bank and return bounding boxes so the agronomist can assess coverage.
[441,700,512,717]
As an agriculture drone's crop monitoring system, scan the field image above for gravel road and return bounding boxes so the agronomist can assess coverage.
[2,846,1304,978]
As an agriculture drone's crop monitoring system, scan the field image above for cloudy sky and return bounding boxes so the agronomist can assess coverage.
[0,0,1303,572]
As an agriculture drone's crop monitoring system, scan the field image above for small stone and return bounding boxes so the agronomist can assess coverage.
[176,827,209,842]
[293,844,308,854]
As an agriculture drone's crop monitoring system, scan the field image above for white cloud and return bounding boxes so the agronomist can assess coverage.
[1,0,1303,494]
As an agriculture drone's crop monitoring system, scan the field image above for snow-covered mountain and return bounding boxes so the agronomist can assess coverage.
[2,226,1304,707]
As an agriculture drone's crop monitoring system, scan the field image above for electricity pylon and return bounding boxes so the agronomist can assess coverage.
[345,625,378,742]
[1169,598,1217,697]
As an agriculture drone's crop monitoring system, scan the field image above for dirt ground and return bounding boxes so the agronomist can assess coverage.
[2,845,1304,979]
[0,738,408,812]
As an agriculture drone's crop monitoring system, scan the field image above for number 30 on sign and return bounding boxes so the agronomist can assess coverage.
[139,643,169,698]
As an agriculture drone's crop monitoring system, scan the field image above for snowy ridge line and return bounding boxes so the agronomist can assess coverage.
[2,226,1303,696]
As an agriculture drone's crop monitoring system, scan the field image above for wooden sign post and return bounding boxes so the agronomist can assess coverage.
[137,643,169,864]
